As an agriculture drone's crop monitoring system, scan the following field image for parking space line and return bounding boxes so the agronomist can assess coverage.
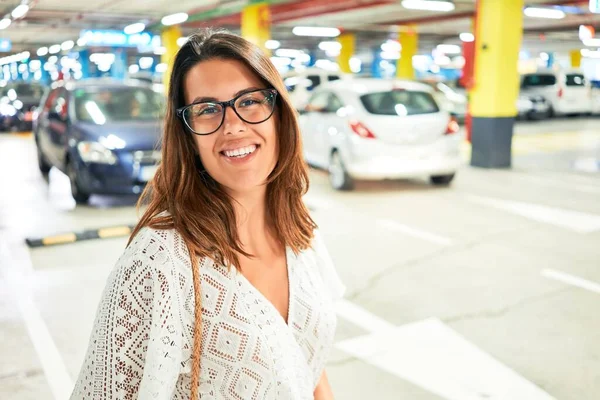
[542,269,600,295]
[0,235,72,400]
[465,194,600,233]
[335,303,556,400]
[377,219,453,246]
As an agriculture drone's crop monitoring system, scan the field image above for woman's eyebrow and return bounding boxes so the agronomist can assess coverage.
[191,87,262,104]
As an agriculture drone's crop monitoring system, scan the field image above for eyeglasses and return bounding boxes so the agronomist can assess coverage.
[176,88,278,135]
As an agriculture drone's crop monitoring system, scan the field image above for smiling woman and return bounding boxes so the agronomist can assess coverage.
[70,29,345,400]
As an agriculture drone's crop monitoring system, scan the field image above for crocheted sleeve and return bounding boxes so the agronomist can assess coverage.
[312,230,346,301]
[70,229,184,400]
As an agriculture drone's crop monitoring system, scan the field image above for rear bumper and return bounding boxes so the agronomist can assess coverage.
[344,134,462,180]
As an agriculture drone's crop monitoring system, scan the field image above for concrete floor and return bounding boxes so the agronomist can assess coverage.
[1,117,599,400]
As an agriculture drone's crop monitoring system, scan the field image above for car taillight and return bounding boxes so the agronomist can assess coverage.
[349,120,376,139]
[445,116,459,135]
[558,87,563,98]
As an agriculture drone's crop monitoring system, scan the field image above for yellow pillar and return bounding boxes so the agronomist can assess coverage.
[397,26,418,79]
[161,26,182,95]
[241,3,271,55]
[570,50,582,68]
[337,33,355,74]
[469,0,523,168]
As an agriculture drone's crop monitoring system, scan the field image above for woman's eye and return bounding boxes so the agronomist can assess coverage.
[239,98,262,107]
[195,106,219,116]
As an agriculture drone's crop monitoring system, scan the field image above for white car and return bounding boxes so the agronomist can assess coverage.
[283,68,349,111]
[419,80,467,121]
[520,70,592,116]
[299,79,462,190]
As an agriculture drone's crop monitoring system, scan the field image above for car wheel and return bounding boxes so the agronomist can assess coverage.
[67,160,90,204]
[36,144,51,175]
[329,151,354,191]
[430,173,455,186]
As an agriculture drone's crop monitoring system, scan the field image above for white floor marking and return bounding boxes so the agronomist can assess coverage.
[542,269,600,295]
[305,192,455,246]
[466,194,600,233]
[335,299,394,333]
[377,219,453,246]
[0,235,73,400]
[335,312,556,400]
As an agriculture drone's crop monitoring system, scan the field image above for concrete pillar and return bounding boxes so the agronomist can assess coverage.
[397,26,418,79]
[337,33,355,74]
[470,0,524,168]
[111,48,127,80]
[241,3,271,55]
[570,50,582,68]
[161,26,182,94]
[79,50,90,79]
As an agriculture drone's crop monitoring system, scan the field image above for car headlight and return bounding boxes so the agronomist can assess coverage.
[0,103,16,116]
[77,141,118,164]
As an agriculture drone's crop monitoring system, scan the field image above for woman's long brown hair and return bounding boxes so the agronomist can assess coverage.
[128,28,316,399]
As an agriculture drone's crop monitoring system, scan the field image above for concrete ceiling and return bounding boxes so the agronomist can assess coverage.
[0,0,599,55]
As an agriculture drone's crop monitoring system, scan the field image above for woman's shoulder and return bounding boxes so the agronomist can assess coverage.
[121,225,196,275]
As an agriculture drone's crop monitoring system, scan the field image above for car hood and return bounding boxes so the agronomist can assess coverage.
[74,120,162,151]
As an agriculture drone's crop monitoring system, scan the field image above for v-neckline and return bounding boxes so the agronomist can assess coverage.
[237,246,293,327]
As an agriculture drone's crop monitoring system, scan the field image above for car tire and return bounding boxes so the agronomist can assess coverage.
[67,160,90,204]
[329,151,354,191]
[36,144,51,175]
[430,173,455,186]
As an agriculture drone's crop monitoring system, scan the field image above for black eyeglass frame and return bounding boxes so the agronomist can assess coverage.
[176,88,279,135]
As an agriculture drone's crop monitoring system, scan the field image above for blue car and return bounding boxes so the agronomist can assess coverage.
[34,79,164,203]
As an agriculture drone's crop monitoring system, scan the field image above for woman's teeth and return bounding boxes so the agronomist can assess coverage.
[223,145,257,158]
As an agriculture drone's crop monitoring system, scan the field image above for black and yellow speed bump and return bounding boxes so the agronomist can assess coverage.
[25,225,135,248]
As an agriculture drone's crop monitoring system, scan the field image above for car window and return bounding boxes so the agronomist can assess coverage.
[306,75,320,91]
[328,94,344,112]
[307,92,330,112]
[74,87,164,124]
[566,74,585,87]
[360,90,439,116]
[522,74,556,87]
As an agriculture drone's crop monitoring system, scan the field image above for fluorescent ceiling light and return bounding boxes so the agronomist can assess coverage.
[49,44,61,54]
[177,37,188,47]
[381,40,401,53]
[583,38,600,46]
[11,4,29,19]
[437,44,461,54]
[128,64,140,74]
[139,56,154,69]
[155,63,168,73]
[275,48,304,58]
[154,47,166,55]
[523,7,565,19]
[0,18,11,30]
[459,32,474,42]
[77,38,87,46]
[380,51,400,60]
[61,40,74,51]
[401,0,455,12]
[37,47,48,56]
[292,26,340,37]
[265,40,280,50]
[161,13,188,26]
[124,22,145,35]
[318,41,342,51]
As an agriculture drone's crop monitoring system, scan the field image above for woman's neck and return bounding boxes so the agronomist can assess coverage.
[229,186,277,256]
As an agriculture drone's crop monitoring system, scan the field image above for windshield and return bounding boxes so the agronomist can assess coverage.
[360,90,439,116]
[522,74,556,87]
[74,87,165,124]
[2,84,45,98]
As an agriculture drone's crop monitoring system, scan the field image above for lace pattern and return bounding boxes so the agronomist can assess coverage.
[70,227,343,399]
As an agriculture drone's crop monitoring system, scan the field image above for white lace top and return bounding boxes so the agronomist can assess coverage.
[70,227,345,400]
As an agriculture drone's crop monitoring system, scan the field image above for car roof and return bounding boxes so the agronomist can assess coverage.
[319,78,435,94]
